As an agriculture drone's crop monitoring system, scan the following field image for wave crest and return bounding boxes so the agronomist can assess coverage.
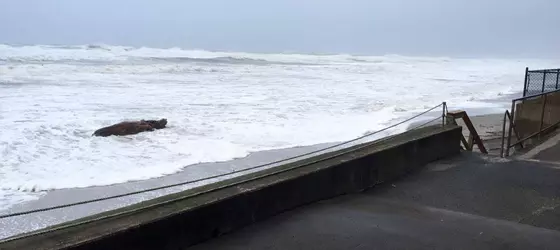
[0,43,441,66]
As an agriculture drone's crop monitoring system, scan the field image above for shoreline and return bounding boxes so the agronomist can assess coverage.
[0,94,517,239]
[0,142,341,239]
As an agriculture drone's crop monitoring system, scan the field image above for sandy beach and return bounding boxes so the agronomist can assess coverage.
[0,94,518,240]
[408,112,506,154]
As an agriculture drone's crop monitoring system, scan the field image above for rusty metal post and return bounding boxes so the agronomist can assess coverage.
[505,100,516,157]
[500,110,509,158]
[442,102,446,127]
[538,94,547,140]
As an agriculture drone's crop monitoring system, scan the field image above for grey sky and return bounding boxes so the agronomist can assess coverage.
[1,0,558,57]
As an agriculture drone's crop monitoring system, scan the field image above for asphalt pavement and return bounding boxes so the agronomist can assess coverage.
[189,153,560,250]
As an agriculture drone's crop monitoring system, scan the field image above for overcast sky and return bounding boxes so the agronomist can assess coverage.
[1,0,559,57]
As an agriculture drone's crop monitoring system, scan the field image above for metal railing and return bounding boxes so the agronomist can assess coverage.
[501,88,560,157]
[0,102,448,243]
[523,67,560,97]
[500,110,523,157]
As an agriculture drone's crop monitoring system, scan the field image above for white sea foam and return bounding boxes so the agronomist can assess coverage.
[1,44,559,210]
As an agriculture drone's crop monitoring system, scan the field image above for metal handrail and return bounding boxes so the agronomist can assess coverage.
[516,87,560,102]
[502,88,560,157]
[500,110,523,158]
[526,69,560,73]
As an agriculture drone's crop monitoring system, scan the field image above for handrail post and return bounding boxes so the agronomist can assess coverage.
[505,100,516,157]
[442,102,446,127]
[523,67,529,97]
[539,94,547,140]
[500,110,509,158]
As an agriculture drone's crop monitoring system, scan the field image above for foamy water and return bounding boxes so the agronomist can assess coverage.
[0,44,558,210]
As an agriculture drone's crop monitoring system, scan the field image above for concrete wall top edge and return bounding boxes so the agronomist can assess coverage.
[0,124,461,249]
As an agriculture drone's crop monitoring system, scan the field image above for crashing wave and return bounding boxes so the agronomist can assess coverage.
[0,43,423,65]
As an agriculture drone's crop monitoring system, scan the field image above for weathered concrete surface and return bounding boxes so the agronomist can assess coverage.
[0,125,462,250]
[533,144,560,162]
[511,126,560,161]
[528,130,560,162]
[190,153,560,250]
[514,91,560,141]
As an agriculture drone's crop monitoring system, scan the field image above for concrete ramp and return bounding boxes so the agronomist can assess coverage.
[191,153,560,250]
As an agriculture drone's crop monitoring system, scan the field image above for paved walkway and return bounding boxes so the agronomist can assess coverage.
[531,137,560,162]
[190,153,560,250]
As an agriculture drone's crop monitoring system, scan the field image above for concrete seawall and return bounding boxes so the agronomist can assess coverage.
[0,124,462,250]
[514,91,560,141]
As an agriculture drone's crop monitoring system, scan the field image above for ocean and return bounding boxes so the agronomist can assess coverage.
[1,44,558,212]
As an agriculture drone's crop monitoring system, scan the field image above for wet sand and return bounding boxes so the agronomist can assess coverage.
[408,112,505,140]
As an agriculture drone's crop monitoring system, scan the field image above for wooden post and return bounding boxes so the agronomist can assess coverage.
[447,110,488,154]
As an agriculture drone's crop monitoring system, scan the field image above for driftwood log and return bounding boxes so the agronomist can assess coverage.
[92,118,167,137]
